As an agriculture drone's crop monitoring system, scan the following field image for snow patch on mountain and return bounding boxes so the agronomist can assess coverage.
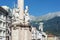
[30,11,60,21]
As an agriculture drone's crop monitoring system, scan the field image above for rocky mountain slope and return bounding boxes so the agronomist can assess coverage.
[30,11,60,35]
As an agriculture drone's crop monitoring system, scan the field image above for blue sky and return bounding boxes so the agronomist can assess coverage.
[0,0,60,16]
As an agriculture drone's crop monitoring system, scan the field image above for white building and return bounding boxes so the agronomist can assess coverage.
[0,6,12,40]
[32,27,43,40]
[32,22,47,40]
[39,22,47,40]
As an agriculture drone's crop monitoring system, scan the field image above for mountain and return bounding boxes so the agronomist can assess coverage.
[30,11,60,35]
[30,11,60,21]
[44,16,60,35]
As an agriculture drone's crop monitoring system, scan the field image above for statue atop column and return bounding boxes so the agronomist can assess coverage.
[39,22,43,32]
[11,0,32,40]
[12,8,20,24]
[24,6,30,25]
[12,0,31,26]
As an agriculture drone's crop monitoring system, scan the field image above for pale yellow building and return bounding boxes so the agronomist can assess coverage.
[47,34,58,40]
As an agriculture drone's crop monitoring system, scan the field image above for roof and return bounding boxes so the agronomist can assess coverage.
[48,34,55,37]
[0,6,8,15]
[0,6,9,15]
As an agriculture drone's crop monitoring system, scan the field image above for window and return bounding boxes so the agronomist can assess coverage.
[38,39,41,40]
[32,39,35,40]
[0,11,3,19]
[3,31,6,36]
[3,15,6,20]
[3,22,6,28]
[0,21,2,27]
[0,30,2,36]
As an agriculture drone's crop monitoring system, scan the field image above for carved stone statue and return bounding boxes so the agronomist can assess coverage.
[24,6,30,24]
[12,8,20,24]
[39,22,43,32]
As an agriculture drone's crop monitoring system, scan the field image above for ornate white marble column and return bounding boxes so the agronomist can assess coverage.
[18,0,24,23]
[11,0,32,40]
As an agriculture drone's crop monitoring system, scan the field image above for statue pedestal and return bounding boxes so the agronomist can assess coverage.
[11,24,32,40]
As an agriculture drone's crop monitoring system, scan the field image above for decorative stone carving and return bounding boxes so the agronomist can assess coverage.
[13,25,16,30]
[24,6,30,24]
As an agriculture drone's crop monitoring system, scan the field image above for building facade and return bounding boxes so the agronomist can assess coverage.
[32,22,47,40]
[47,34,60,40]
[0,6,12,40]
[32,27,42,40]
